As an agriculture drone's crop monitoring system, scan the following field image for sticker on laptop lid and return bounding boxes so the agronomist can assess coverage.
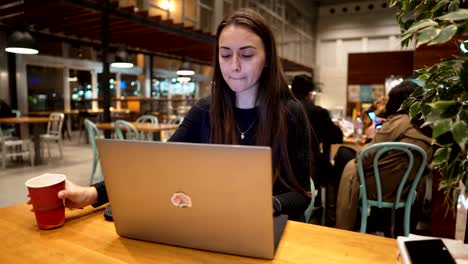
[171,192,192,208]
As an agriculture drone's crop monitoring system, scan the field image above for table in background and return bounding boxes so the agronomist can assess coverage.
[96,122,179,140]
[0,117,52,164]
[0,203,397,263]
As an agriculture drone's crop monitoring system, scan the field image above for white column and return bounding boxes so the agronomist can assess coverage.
[389,35,397,50]
[144,55,151,98]
[63,68,70,111]
[16,54,29,138]
[115,73,121,110]
[212,0,224,34]
[362,37,368,52]
[91,69,98,110]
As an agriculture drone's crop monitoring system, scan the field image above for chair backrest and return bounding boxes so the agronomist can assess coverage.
[47,112,65,137]
[84,119,99,151]
[136,115,158,125]
[12,110,20,117]
[357,142,427,209]
[114,120,139,140]
[168,116,184,125]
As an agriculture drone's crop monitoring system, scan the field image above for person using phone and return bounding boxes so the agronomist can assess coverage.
[364,110,386,142]
[335,80,433,235]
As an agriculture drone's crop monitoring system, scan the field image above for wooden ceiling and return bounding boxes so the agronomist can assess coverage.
[0,0,313,73]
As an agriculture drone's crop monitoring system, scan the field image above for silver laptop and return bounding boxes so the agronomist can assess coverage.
[96,139,287,259]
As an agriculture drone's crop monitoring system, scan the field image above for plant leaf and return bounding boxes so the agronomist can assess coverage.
[433,119,453,139]
[452,120,468,151]
[448,1,460,12]
[405,19,439,33]
[409,102,421,118]
[429,25,458,45]
[437,9,468,21]
[429,100,457,111]
[416,27,441,46]
[433,147,450,165]
[431,0,450,15]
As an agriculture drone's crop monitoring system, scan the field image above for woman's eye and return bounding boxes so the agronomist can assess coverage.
[220,54,231,58]
[241,54,254,58]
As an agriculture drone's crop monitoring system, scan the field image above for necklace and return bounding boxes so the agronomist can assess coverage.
[236,119,256,140]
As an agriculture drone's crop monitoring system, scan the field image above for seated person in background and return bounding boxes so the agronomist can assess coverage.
[291,74,343,180]
[291,75,343,187]
[335,80,432,234]
[32,8,315,222]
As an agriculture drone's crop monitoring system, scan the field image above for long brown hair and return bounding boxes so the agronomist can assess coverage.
[210,8,305,193]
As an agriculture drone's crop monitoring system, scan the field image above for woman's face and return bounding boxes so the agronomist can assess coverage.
[218,25,266,96]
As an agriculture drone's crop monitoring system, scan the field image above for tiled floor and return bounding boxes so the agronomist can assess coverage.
[0,137,94,208]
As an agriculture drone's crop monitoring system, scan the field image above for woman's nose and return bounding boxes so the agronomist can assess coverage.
[231,54,240,71]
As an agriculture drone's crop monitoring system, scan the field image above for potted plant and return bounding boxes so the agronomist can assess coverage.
[390,0,468,239]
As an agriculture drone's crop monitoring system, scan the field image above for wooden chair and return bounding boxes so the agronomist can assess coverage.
[357,142,428,237]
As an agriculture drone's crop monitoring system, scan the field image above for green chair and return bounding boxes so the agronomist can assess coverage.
[357,142,427,237]
[114,120,139,140]
[136,115,158,125]
[304,178,316,223]
[84,119,103,185]
[136,115,158,140]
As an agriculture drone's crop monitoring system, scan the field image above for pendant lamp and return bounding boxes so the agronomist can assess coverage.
[111,47,133,68]
[176,61,195,76]
[5,30,39,55]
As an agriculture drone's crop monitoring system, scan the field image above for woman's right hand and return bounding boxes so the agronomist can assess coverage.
[57,180,98,209]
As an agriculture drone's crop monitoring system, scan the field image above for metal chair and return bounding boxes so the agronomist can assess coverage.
[162,116,184,142]
[136,115,158,140]
[40,112,65,159]
[357,142,428,237]
[84,119,103,185]
[114,120,139,140]
[1,137,34,168]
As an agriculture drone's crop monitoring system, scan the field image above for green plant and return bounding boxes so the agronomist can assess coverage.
[390,0,468,205]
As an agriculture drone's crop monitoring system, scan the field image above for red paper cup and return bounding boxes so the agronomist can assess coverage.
[25,173,66,230]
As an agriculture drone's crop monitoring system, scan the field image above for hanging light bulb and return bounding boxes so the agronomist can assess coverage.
[111,47,133,68]
[176,61,195,76]
[5,30,39,55]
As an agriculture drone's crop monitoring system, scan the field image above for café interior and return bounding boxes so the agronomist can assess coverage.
[1,0,467,262]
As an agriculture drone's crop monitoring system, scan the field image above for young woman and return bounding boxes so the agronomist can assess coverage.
[51,8,316,221]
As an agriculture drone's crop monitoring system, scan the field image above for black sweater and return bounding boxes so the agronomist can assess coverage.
[93,96,314,220]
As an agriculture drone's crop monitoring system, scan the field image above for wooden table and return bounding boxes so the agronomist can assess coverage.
[0,117,52,164]
[0,203,397,263]
[95,122,178,133]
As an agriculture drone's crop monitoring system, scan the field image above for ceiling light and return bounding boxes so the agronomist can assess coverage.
[111,47,133,68]
[177,76,191,83]
[176,61,195,76]
[5,30,39,55]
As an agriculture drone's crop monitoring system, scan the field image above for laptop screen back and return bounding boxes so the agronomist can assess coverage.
[97,139,275,259]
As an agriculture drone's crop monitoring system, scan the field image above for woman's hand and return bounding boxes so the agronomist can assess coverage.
[57,180,98,209]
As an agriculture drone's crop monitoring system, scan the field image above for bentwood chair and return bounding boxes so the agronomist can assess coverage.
[40,112,65,159]
[136,115,158,140]
[163,116,184,142]
[84,119,103,185]
[304,178,317,223]
[357,142,427,237]
[114,120,139,140]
